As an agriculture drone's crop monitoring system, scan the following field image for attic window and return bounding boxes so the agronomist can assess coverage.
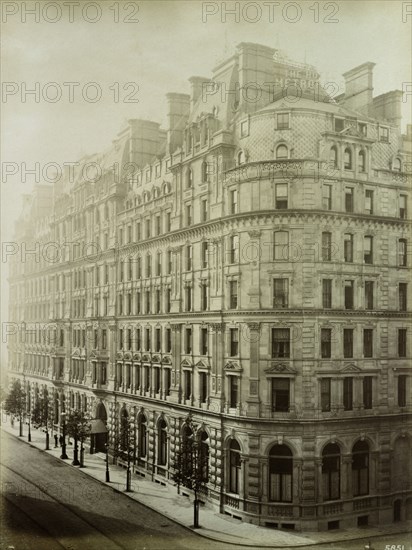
[334,118,344,132]
[155,164,161,178]
[358,122,367,136]
[277,113,289,130]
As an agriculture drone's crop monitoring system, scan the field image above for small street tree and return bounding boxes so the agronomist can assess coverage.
[172,425,209,528]
[31,395,53,450]
[4,380,26,436]
[112,416,136,492]
[66,409,91,467]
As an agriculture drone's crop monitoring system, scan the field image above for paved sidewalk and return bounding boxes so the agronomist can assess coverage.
[1,418,410,548]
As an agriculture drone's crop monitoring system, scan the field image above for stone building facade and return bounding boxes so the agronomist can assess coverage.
[7,43,412,530]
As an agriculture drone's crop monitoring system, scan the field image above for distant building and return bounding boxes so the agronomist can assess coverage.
[8,43,412,530]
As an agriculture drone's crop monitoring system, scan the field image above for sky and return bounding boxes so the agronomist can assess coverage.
[1,0,411,360]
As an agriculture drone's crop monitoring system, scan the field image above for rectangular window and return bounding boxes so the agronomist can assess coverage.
[145,218,151,239]
[343,377,353,410]
[274,231,289,260]
[185,286,192,312]
[154,367,160,394]
[271,378,290,412]
[230,189,238,214]
[275,183,288,209]
[202,241,208,268]
[363,329,373,358]
[358,122,367,136]
[321,328,332,358]
[399,195,407,219]
[136,328,141,350]
[273,278,289,308]
[322,232,332,261]
[345,188,354,213]
[137,257,141,279]
[155,328,161,352]
[136,291,141,314]
[167,250,172,274]
[166,288,171,313]
[201,283,208,311]
[321,379,331,412]
[399,239,407,266]
[364,236,373,264]
[363,377,373,409]
[229,281,238,309]
[186,245,192,271]
[184,371,192,400]
[398,329,407,357]
[229,376,238,408]
[136,222,141,241]
[399,283,407,311]
[146,255,151,277]
[94,329,98,349]
[343,329,354,358]
[322,184,332,210]
[155,215,161,236]
[272,328,290,358]
[164,368,171,396]
[127,328,132,350]
[185,204,192,226]
[119,329,124,350]
[344,234,353,262]
[322,279,332,309]
[334,118,344,132]
[277,112,289,130]
[145,328,151,351]
[365,190,374,215]
[365,281,374,310]
[229,235,239,263]
[165,211,171,232]
[345,280,354,310]
[156,252,162,276]
[165,328,172,353]
[102,329,107,350]
[199,372,208,403]
[398,375,407,407]
[201,327,208,355]
[201,198,208,222]
[379,126,389,142]
[230,328,239,357]
[145,291,150,314]
[185,327,192,354]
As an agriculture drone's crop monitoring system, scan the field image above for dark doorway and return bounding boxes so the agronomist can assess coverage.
[394,499,401,522]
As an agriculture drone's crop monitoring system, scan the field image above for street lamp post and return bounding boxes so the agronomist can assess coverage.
[105,442,110,482]
[80,437,85,467]
[27,413,31,442]
[60,412,68,459]
[72,437,80,466]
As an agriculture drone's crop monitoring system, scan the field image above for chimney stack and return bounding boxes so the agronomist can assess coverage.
[189,76,211,109]
[342,62,375,114]
[166,93,190,154]
[371,90,403,128]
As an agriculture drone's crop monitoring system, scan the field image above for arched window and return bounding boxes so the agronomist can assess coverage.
[181,425,193,479]
[199,431,209,483]
[276,144,288,160]
[120,408,128,451]
[393,158,402,172]
[229,439,241,494]
[352,440,369,496]
[158,419,168,466]
[138,414,147,458]
[237,151,245,166]
[187,168,193,188]
[358,150,366,172]
[274,231,289,260]
[344,148,352,170]
[322,443,341,501]
[268,444,293,502]
[330,146,338,168]
[202,161,208,183]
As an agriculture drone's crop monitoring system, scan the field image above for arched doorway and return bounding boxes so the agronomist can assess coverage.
[90,402,108,454]
[394,499,402,522]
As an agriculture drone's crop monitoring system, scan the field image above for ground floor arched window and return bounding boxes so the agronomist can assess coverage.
[352,440,369,496]
[322,443,341,501]
[229,440,241,494]
[158,419,167,466]
[268,444,293,502]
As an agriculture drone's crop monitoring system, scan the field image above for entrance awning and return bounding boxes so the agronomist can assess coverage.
[89,419,108,434]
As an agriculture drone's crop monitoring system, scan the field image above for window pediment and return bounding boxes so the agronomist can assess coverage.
[265,362,296,375]
[341,362,361,373]
[224,361,242,372]
[196,360,210,370]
